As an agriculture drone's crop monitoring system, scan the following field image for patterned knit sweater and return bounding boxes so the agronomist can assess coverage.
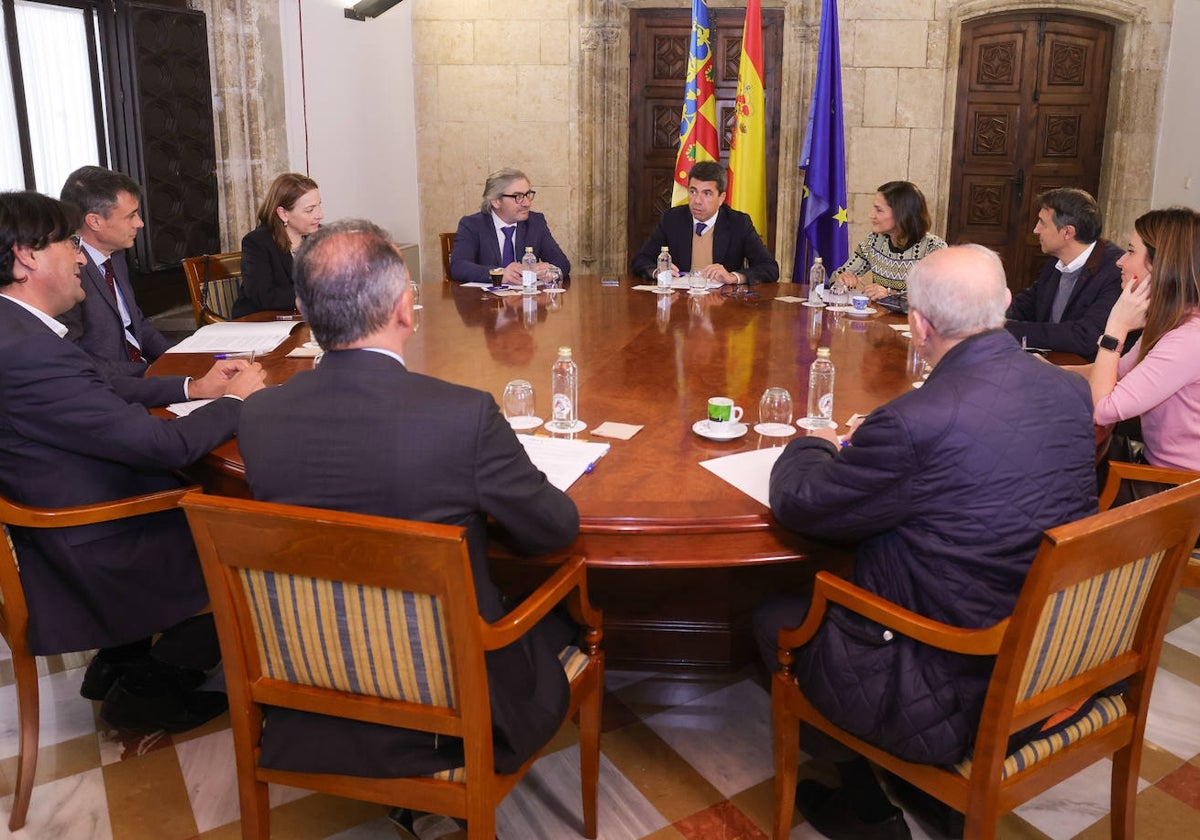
[836,231,947,292]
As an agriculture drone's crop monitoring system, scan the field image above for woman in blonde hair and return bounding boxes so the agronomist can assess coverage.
[232,173,323,317]
[1087,206,1200,472]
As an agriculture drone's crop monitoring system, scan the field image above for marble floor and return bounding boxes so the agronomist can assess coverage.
[3,585,1200,840]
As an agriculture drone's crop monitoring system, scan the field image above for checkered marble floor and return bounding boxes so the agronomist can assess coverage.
[3,585,1200,840]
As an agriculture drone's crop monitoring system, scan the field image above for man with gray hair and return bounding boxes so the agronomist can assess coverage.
[448,167,570,284]
[755,245,1098,838]
[237,219,579,787]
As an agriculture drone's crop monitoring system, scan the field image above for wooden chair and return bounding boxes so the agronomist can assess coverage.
[181,251,243,326]
[0,486,196,831]
[181,493,603,840]
[1100,461,1200,588]
[771,478,1200,840]
[440,232,456,282]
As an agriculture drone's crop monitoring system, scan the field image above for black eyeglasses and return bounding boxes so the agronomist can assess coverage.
[500,190,536,203]
[68,234,82,252]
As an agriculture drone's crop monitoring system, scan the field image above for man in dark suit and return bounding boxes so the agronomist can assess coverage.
[238,219,580,783]
[631,160,779,286]
[59,166,172,378]
[449,167,571,284]
[1005,187,1123,360]
[0,191,265,733]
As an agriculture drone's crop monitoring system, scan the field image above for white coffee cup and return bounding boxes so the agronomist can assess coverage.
[708,397,743,424]
[851,294,869,311]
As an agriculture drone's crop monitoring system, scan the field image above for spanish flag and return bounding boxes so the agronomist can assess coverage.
[727,0,767,236]
[672,0,721,206]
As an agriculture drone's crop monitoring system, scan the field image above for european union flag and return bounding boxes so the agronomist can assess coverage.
[793,0,848,282]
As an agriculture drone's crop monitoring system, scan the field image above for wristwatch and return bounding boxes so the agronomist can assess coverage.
[1097,333,1121,353]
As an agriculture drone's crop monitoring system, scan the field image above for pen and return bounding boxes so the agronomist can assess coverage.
[214,351,257,361]
[274,314,302,321]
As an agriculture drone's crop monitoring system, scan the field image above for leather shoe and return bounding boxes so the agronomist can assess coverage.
[885,773,964,839]
[80,656,142,701]
[795,780,912,840]
[99,677,227,734]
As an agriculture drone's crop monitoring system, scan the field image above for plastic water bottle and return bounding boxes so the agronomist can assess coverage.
[808,257,826,305]
[802,347,835,429]
[521,247,538,294]
[551,346,578,431]
[656,246,673,290]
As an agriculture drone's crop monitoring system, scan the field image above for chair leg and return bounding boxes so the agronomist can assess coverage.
[578,669,602,839]
[466,795,496,840]
[1110,741,1140,839]
[237,777,271,840]
[771,682,800,840]
[8,650,39,831]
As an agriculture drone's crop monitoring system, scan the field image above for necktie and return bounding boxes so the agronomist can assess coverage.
[501,226,516,266]
[1050,268,1081,323]
[695,222,706,237]
[102,259,144,363]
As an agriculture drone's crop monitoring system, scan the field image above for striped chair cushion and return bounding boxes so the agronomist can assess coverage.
[202,276,241,319]
[954,695,1127,780]
[238,569,456,707]
[1016,552,1163,700]
[421,645,591,783]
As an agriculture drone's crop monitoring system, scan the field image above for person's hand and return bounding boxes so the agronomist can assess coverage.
[806,424,840,446]
[501,263,523,286]
[698,263,736,284]
[837,271,857,289]
[224,363,267,400]
[1107,274,1151,335]
[862,283,888,300]
[188,359,250,399]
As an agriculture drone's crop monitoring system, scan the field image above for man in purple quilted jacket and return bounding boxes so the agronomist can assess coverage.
[756,244,1097,839]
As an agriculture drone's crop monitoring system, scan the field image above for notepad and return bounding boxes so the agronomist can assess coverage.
[699,447,785,508]
[165,321,296,354]
[519,436,611,492]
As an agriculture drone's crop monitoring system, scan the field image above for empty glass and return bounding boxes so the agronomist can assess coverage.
[502,379,538,428]
[688,271,708,294]
[545,265,563,291]
[759,387,794,426]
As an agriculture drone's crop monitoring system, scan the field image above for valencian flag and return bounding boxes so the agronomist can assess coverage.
[726,0,767,235]
[793,0,849,281]
[672,0,721,206]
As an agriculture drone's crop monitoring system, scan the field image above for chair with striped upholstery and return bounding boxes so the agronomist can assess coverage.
[181,251,243,326]
[181,492,603,840]
[1099,460,1200,588]
[771,477,1200,840]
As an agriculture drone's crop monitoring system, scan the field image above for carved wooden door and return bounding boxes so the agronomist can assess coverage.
[627,8,783,267]
[947,13,1113,293]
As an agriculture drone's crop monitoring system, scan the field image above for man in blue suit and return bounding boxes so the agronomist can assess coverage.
[449,167,571,284]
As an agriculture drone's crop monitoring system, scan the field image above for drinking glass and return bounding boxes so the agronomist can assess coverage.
[759,387,794,426]
[502,379,536,423]
[688,271,708,294]
[545,265,563,291]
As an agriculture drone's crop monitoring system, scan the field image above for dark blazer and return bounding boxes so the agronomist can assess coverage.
[232,224,295,317]
[60,249,172,379]
[769,330,1097,764]
[238,349,580,776]
[449,211,571,283]
[1005,239,1124,360]
[631,205,779,284]
[0,296,241,654]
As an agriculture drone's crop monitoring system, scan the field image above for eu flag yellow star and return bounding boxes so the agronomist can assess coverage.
[833,206,849,226]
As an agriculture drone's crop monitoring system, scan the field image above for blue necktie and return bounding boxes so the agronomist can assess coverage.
[695,222,706,237]
[501,226,516,265]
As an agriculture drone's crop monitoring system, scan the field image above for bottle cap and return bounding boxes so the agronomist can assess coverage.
[660,246,669,252]
[524,246,534,252]
[817,347,831,357]
[558,346,572,357]
[814,257,823,263]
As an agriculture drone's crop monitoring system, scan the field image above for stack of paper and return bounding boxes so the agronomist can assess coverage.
[164,321,297,354]
[519,436,611,492]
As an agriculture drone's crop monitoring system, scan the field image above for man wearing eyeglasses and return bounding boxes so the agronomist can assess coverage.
[449,168,571,284]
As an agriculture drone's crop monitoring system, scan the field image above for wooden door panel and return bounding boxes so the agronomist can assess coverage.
[964,31,1031,92]
[953,175,1015,246]
[962,104,1023,168]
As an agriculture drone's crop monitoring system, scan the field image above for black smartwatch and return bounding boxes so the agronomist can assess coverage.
[1097,333,1121,353]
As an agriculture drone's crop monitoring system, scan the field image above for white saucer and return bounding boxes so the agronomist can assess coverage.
[801,301,825,308]
[544,419,588,433]
[688,289,709,296]
[507,416,543,430]
[845,306,877,316]
[543,287,566,294]
[693,420,748,440]
[755,422,796,437]
[652,287,675,295]
[795,418,838,431]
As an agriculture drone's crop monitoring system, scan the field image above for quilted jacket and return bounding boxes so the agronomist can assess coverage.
[769,329,1098,764]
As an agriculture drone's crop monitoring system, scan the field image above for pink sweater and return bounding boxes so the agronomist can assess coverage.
[1094,314,1200,470]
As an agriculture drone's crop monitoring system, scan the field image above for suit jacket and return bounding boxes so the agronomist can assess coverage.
[60,249,173,379]
[770,330,1097,764]
[631,205,780,284]
[449,211,571,283]
[238,349,580,776]
[1005,240,1124,360]
[232,224,295,317]
[0,296,242,654]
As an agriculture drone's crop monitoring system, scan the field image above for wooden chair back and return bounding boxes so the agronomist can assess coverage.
[440,232,456,282]
[181,251,243,326]
[772,477,1200,840]
[0,487,195,831]
[181,492,602,840]
[1100,461,1200,588]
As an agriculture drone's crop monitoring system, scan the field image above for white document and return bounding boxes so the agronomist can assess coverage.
[166,398,215,417]
[519,436,611,492]
[699,447,785,508]
[164,321,296,354]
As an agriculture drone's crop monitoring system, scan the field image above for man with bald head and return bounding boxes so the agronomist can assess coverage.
[756,245,1098,838]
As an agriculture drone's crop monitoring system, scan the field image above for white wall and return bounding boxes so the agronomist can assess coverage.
[278,0,421,270]
[1152,0,1200,209]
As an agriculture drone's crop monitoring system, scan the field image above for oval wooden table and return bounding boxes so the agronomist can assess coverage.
[152,279,934,670]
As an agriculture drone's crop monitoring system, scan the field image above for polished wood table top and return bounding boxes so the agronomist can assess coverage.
[151,279,925,561]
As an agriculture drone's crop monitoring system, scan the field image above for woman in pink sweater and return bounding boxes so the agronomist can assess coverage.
[1087,207,1200,471]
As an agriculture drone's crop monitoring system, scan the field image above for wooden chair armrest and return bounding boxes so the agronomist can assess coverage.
[777,571,1008,659]
[481,555,595,650]
[2,486,199,529]
[1099,461,1200,510]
